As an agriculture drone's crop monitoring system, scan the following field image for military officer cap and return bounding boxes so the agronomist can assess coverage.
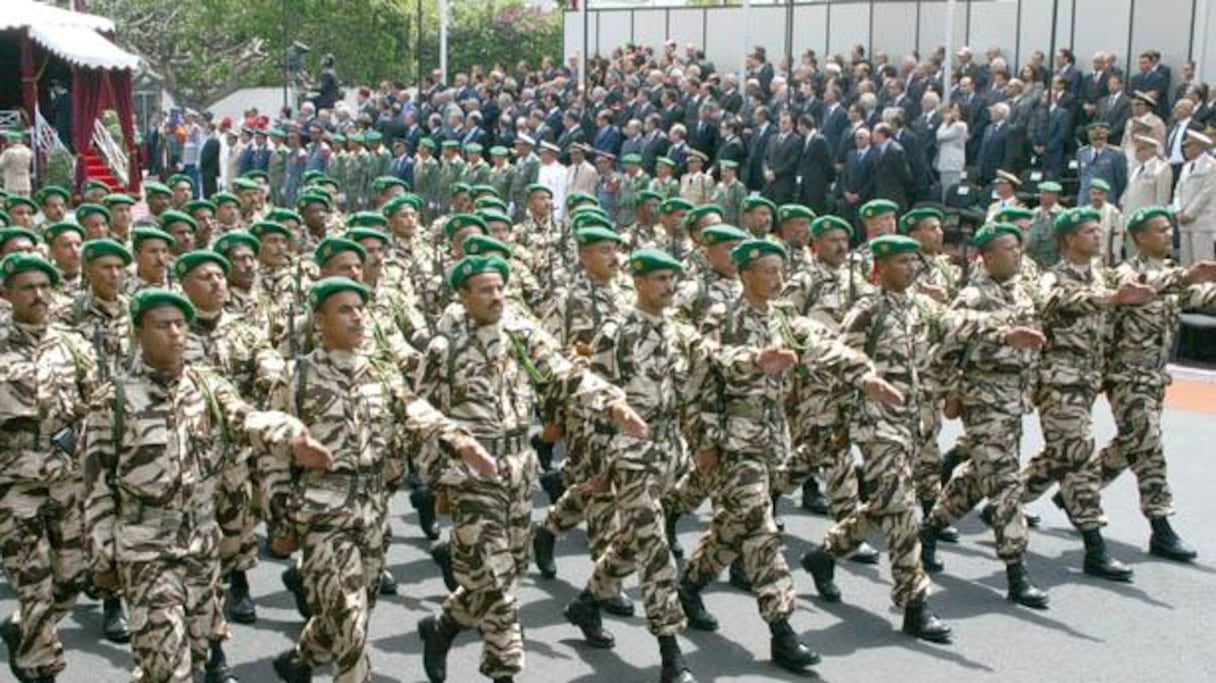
[185,199,217,215]
[35,185,70,204]
[741,196,776,213]
[1,252,59,286]
[471,185,499,198]
[44,221,85,244]
[1036,181,1063,194]
[419,138,437,150]
[660,197,694,214]
[213,231,261,256]
[0,227,38,251]
[731,238,787,267]
[242,170,269,183]
[444,213,487,239]
[638,190,664,204]
[464,143,483,154]
[898,207,945,234]
[266,207,303,224]
[860,199,900,219]
[474,197,509,213]
[131,226,176,249]
[348,211,388,229]
[5,195,37,213]
[174,250,231,280]
[686,203,725,226]
[1127,206,1174,232]
[539,141,561,155]
[160,210,199,232]
[991,206,1034,223]
[516,134,536,147]
[1134,134,1163,151]
[76,203,112,222]
[567,191,598,207]
[526,183,553,198]
[1184,130,1214,148]
[972,222,1023,250]
[777,204,816,223]
[869,234,922,259]
[1086,120,1112,133]
[571,212,616,232]
[462,234,512,259]
[811,215,855,239]
[441,139,461,149]
[315,237,367,266]
[1053,207,1102,233]
[630,248,684,275]
[1089,179,1111,193]
[575,226,626,245]
[102,193,135,207]
[83,179,111,194]
[689,149,710,163]
[297,191,332,210]
[130,287,195,324]
[232,178,261,192]
[994,170,1021,186]
[383,193,423,215]
[657,156,676,168]
[143,181,173,198]
[310,276,371,311]
[83,237,133,265]
[448,254,511,289]
[622,153,643,165]
[210,191,240,207]
[489,146,509,157]
[372,176,410,194]
[475,209,512,226]
[1131,90,1158,107]
[701,224,751,246]
[345,227,391,246]
[450,183,472,197]
[719,159,740,170]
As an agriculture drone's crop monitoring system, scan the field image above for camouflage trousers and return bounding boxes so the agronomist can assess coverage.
[684,454,796,624]
[915,402,945,504]
[1022,384,1105,531]
[588,441,687,637]
[119,549,225,682]
[824,438,930,607]
[1098,381,1173,519]
[543,433,619,561]
[0,480,84,677]
[216,452,258,574]
[929,408,1028,563]
[443,450,536,679]
[774,423,859,519]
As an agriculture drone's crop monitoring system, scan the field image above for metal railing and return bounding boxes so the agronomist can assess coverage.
[91,118,129,187]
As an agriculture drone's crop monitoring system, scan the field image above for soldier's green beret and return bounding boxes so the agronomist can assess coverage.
[82,238,133,265]
[571,212,616,232]
[0,252,59,286]
[898,207,945,234]
[638,190,664,204]
[241,170,269,183]
[419,138,437,150]
[364,131,383,144]
[869,234,922,259]
[629,248,684,275]
[444,213,487,239]
[143,182,173,197]
[303,170,327,183]
[489,146,509,157]
[1037,181,1063,193]
[448,254,510,289]
[657,156,676,168]
[384,194,423,215]
[313,177,340,191]
[345,227,390,245]
[474,197,509,213]
[250,220,293,239]
[164,173,190,189]
[731,238,787,267]
[719,159,740,170]
[526,183,553,197]
[44,222,85,244]
[471,185,499,198]
[1089,179,1111,193]
[567,191,599,207]
[268,128,286,139]
[570,205,610,219]
[0,226,39,247]
[441,139,461,149]
[102,193,135,207]
[686,203,725,227]
[1053,207,1101,233]
[310,276,371,311]
[464,143,483,154]
[185,199,217,215]
[332,133,348,144]
[476,209,512,226]
[373,176,410,194]
[75,203,112,223]
[701,224,751,246]
[575,226,626,245]
[160,210,198,232]
[5,195,37,213]
[991,206,1034,223]
[83,179,112,194]
[297,192,332,210]
[315,237,367,266]
[131,226,176,249]
[232,178,261,192]
[210,191,240,207]
[741,196,777,213]
[213,231,261,256]
[972,223,1024,250]
[130,287,195,325]
[450,183,471,197]
[462,234,512,258]
[348,211,388,229]
[622,153,643,165]
[36,185,70,205]
[174,250,231,280]
[660,197,694,214]
[777,204,816,223]
[811,215,855,239]
[1127,206,1174,232]
[266,207,303,224]
[860,199,900,219]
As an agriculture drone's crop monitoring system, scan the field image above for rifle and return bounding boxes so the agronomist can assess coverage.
[92,323,111,383]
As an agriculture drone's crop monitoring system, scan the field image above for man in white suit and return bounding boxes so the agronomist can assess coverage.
[565,143,599,198]
[1121,135,1173,259]
[1174,130,1216,265]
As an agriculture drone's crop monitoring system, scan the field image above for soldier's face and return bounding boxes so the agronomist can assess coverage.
[634,269,678,312]
[172,184,192,206]
[1,237,35,255]
[226,245,257,289]
[137,239,172,280]
[49,231,83,275]
[706,241,740,276]
[86,254,126,300]
[747,210,773,236]
[1133,216,1173,259]
[460,273,505,325]
[8,204,34,227]
[317,291,367,351]
[486,221,511,242]
[865,214,896,239]
[1066,222,1102,258]
[303,205,328,229]
[167,223,196,255]
[82,214,110,240]
[779,218,811,248]
[194,211,216,240]
[389,208,418,236]
[138,306,188,373]
[529,193,551,216]
[260,234,290,267]
[217,203,240,224]
[813,229,850,268]
[740,255,784,301]
[911,219,944,254]
[356,239,384,281]
[3,270,53,325]
[982,233,1022,281]
[43,196,66,221]
[321,252,364,282]
[452,227,484,257]
[148,194,171,215]
[183,262,228,313]
[579,241,620,282]
[878,252,918,291]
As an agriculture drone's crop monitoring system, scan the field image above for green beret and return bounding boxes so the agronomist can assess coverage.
[470,185,499,198]
[174,250,231,280]
[570,205,610,219]
[383,194,423,215]
[719,159,740,170]
[450,183,471,197]
[441,139,461,149]
[268,128,286,139]
[372,176,410,194]
[213,231,261,256]
[419,138,437,150]
[731,239,787,267]
[332,133,348,144]
[210,191,240,207]
[811,215,855,239]
[476,209,512,226]
[657,156,676,168]
[869,234,922,259]
[167,173,194,189]
[302,170,327,183]
[575,226,626,245]
[1089,179,1111,193]
[5,195,37,213]
[102,193,135,207]
[489,146,509,157]
[741,196,777,213]
[75,203,112,222]
[464,143,483,154]
[686,203,725,226]
[474,197,509,214]
[242,170,269,183]
[638,190,664,204]
[143,182,172,197]
[1053,207,1101,233]
[315,237,367,266]
[266,207,303,224]
[567,191,598,207]
[860,199,900,219]
[35,185,70,204]
[249,220,293,239]
[44,222,85,244]
[131,226,176,249]
[972,223,1024,250]
[83,179,111,193]
[297,192,332,210]
[448,254,511,289]
[462,234,512,258]
[312,178,339,191]
[82,238,133,265]
[526,183,552,197]
[347,211,388,229]
[160,210,198,232]
[0,226,38,248]
[777,204,816,223]
[232,178,261,192]
[1037,181,1063,193]
[1127,206,1174,232]
[898,207,945,234]
[345,227,390,245]
[444,213,487,239]
[622,153,643,165]
[310,276,371,311]
[991,206,1034,223]
[570,212,616,232]
[130,288,195,325]
[629,248,684,275]
[0,252,60,286]
[701,224,751,246]
[660,197,694,214]
[363,131,383,144]
[185,199,217,215]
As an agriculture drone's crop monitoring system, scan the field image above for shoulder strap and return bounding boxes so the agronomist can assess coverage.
[112,377,126,456]
[295,355,310,419]
[864,296,890,360]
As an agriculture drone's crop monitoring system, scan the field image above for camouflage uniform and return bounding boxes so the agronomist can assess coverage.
[616,171,651,227]
[710,179,748,226]
[507,154,540,223]
[413,156,441,223]
[649,175,680,199]
[58,292,132,379]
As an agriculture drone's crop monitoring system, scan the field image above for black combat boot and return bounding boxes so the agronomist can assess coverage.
[856,464,875,503]
[532,523,558,579]
[1082,529,1134,581]
[419,613,463,683]
[379,567,398,595]
[564,590,615,648]
[281,565,311,619]
[1005,561,1049,609]
[225,570,257,624]
[800,544,842,602]
[664,511,683,559]
[849,541,881,565]
[728,557,752,592]
[531,433,556,472]
[771,493,785,532]
[539,470,566,505]
[1149,517,1198,562]
[769,619,821,672]
[204,640,239,683]
[1052,491,1079,530]
[597,592,635,617]
[801,477,831,515]
[409,486,440,540]
[658,634,696,683]
[922,499,959,543]
[677,575,719,631]
[271,648,311,683]
[902,600,952,643]
[430,541,458,592]
[3,614,23,682]
[919,523,944,574]
[102,595,131,643]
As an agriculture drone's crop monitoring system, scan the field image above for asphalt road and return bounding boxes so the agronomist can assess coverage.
[5,394,1216,683]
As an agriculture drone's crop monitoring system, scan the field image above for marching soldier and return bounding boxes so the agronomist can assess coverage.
[738,195,776,240]
[507,135,540,223]
[122,227,176,296]
[43,222,87,302]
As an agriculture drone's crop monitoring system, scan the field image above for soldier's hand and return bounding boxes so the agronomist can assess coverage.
[582,475,610,494]
[861,374,904,406]
[1185,260,1216,284]
[695,449,719,471]
[458,439,498,479]
[540,423,564,442]
[1005,326,1047,349]
[1112,281,1157,305]
[943,396,963,419]
[757,347,799,374]
[610,402,649,439]
[920,283,949,303]
[292,429,334,470]
[93,570,119,592]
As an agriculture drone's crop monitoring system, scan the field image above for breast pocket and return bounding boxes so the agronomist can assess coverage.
[118,427,178,505]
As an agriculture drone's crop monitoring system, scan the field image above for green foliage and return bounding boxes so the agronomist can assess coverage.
[43,146,75,189]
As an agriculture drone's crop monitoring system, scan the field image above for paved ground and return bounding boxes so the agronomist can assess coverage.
[5,381,1216,682]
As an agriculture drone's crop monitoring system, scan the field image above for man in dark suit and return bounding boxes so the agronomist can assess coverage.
[820,87,849,156]
[713,119,746,175]
[1080,52,1111,127]
[956,77,989,164]
[835,126,876,230]
[750,47,775,99]
[640,115,669,176]
[889,111,928,204]
[795,114,835,214]
[870,123,914,209]
[199,124,221,198]
[910,92,943,186]
[593,109,623,158]
[402,111,423,156]
[1130,51,1170,119]
[1054,48,1083,98]
[556,110,587,164]
[978,102,1015,184]
[764,111,802,204]
[1097,74,1133,144]
[745,106,775,191]
[689,105,720,161]
[1034,79,1075,177]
